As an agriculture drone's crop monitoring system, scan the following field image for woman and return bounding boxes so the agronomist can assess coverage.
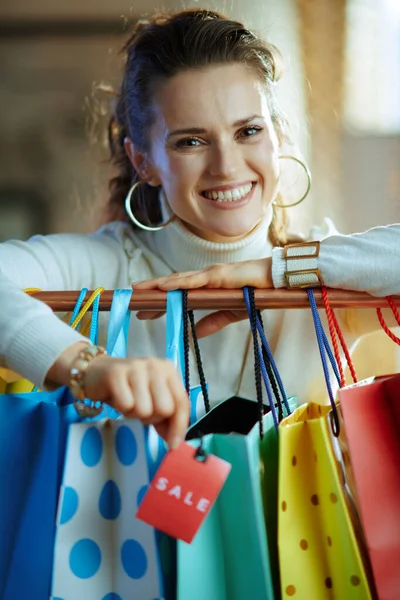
[0,9,399,448]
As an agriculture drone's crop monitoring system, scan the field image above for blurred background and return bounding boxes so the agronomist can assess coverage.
[0,0,399,241]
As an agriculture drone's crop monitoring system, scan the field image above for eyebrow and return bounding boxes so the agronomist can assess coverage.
[166,114,264,139]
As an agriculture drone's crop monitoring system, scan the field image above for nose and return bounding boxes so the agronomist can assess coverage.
[207,141,240,179]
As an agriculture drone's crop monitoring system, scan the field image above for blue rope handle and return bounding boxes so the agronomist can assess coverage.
[254,314,291,415]
[307,289,340,436]
[68,287,88,327]
[243,287,279,430]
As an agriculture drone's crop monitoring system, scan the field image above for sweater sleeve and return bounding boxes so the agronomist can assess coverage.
[0,225,130,387]
[271,222,400,296]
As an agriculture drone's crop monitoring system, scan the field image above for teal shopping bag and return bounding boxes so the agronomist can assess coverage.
[178,398,297,600]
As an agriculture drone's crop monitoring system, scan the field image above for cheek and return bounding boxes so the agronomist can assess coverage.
[163,155,204,194]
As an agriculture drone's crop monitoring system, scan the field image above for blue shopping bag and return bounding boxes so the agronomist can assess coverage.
[0,289,129,600]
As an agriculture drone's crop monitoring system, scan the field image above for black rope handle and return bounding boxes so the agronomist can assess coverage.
[182,290,210,413]
[256,309,284,421]
[188,309,211,413]
[182,289,191,396]
[247,287,265,439]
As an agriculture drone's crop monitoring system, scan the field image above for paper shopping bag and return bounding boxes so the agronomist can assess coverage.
[178,409,274,600]
[51,419,173,600]
[0,387,85,600]
[339,374,400,600]
[278,402,375,599]
[178,394,297,600]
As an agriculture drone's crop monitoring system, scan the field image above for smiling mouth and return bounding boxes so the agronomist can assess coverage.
[201,182,254,202]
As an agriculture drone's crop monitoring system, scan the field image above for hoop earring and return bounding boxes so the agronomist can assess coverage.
[125,180,176,232]
[273,155,311,208]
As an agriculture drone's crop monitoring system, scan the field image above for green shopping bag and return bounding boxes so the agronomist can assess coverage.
[176,288,298,600]
[178,408,273,600]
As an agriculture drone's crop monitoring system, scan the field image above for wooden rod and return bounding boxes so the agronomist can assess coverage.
[30,289,400,311]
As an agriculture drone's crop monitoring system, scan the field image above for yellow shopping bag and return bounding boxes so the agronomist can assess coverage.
[278,402,375,599]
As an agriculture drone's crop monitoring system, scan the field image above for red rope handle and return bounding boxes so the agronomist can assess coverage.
[385,296,400,326]
[321,288,345,386]
[376,306,400,346]
[321,287,358,385]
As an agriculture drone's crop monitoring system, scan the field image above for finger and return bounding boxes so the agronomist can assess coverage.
[162,374,190,449]
[132,272,197,289]
[133,269,212,291]
[125,365,153,420]
[107,371,136,414]
[149,376,175,419]
[195,310,248,337]
[136,310,165,320]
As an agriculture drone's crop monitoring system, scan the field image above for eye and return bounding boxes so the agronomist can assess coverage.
[239,126,263,138]
[175,137,203,148]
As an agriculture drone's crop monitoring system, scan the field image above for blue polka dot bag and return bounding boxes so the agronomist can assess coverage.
[50,290,174,600]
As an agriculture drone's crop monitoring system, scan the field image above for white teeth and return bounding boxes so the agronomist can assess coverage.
[203,183,253,202]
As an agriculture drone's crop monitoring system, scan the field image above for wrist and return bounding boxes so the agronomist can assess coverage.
[45,341,92,389]
[272,242,323,289]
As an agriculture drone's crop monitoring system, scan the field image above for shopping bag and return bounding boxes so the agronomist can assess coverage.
[278,403,374,599]
[51,289,175,600]
[0,386,86,600]
[277,289,374,600]
[177,287,297,600]
[0,288,105,600]
[339,373,400,600]
[51,419,171,600]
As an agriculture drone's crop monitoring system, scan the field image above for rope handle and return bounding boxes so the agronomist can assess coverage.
[70,287,104,330]
[24,286,104,335]
[182,290,211,413]
[321,287,358,386]
[376,295,400,346]
[307,289,340,436]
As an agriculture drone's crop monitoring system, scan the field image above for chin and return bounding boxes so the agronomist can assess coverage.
[208,220,262,242]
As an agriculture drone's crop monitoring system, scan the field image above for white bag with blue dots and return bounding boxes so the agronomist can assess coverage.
[50,418,169,600]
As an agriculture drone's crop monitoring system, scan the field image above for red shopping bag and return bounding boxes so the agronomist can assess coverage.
[339,374,400,600]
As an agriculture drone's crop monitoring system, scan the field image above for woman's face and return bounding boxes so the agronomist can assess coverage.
[140,63,280,242]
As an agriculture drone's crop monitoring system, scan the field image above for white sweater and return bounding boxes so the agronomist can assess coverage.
[0,211,399,407]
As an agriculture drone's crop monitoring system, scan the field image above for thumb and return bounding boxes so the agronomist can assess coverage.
[195,310,248,338]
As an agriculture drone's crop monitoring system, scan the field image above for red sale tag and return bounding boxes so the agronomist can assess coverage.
[136,441,231,543]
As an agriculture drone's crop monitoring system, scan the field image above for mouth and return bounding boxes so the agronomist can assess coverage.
[200,182,255,209]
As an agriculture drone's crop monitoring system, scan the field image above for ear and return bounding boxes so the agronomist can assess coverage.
[124,138,162,187]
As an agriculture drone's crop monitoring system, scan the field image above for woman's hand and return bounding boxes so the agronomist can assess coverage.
[47,344,189,448]
[83,355,189,448]
[132,257,273,337]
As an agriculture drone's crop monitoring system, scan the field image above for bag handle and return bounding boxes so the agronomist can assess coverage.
[105,289,133,357]
[307,289,340,436]
[321,286,358,385]
[376,295,400,346]
[182,290,211,413]
[243,286,278,435]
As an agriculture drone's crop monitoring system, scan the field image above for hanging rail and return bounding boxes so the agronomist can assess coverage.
[31,289,400,311]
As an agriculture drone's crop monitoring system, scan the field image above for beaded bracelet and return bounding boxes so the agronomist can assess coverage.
[69,344,106,417]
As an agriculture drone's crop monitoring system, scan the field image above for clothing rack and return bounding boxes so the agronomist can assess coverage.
[32,289,400,311]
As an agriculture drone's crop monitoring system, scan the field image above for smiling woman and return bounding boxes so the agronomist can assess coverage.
[0,8,399,449]
[123,63,280,242]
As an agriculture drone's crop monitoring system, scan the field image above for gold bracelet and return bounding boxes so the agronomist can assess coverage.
[69,345,107,417]
[283,241,323,288]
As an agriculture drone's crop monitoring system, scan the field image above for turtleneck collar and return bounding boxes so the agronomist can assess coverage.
[135,205,274,273]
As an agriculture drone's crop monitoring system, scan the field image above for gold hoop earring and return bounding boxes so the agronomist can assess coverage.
[125,180,175,232]
[274,155,311,208]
